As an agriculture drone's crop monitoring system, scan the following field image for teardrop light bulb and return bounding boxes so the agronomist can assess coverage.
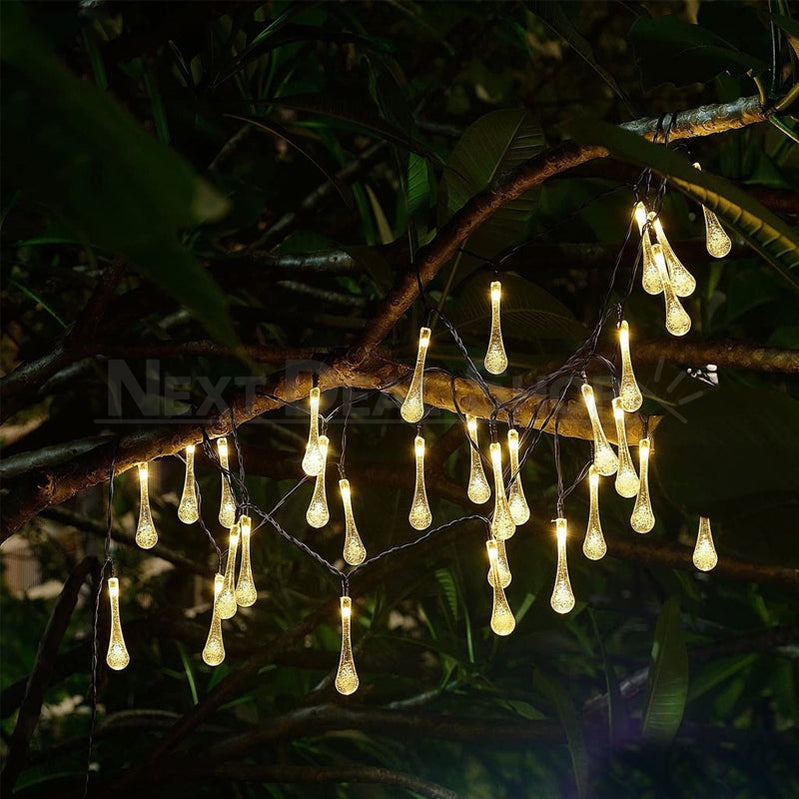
[618,321,643,412]
[653,217,696,297]
[177,444,199,524]
[484,280,508,375]
[106,577,130,670]
[693,516,718,571]
[335,595,359,695]
[693,163,732,258]
[486,539,515,635]
[652,243,691,337]
[301,387,324,476]
[216,524,240,619]
[634,202,662,295]
[235,515,257,607]
[339,479,366,565]
[612,398,640,498]
[466,416,491,504]
[506,429,530,525]
[489,442,516,540]
[550,517,576,614]
[202,573,226,667]
[630,438,655,533]
[217,438,237,528]
[400,327,431,423]
[306,435,330,528]
[583,467,606,561]
[581,383,618,477]
[486,537,512,589]
[409,435,433,530]
[135,462,158,549]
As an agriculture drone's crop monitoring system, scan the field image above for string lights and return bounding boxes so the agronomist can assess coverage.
[135,462,157,549]
[217,437,237,528]
[306,435,330,528]
[486,538,512,588]
[581,383,618,477]
[302,386,324,476]
[340,478,366,565]
[612,398,640,498]
[466,416,491,504]
[652,243,692,336]
[618,320,643,412]
[105,577,130,671]
[235,515,257,607]
[202,574,226,667]
[630,438,655,533]
[693,516,718,571]
[400,326,431,423]
[634,202,662,295]
[486,539,515,635]
[484,280,508,375]
[177,444,199,524]
[488,442,516,540]
[583,466,606,561]
[409,435,433,530]
[506,429,530,525]
[652,218,696,297]
[335,595,359,695]
[216,523,240,619]
[693,162,732,258]
[550,518,575,614]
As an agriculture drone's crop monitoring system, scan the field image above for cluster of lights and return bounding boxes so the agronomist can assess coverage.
[107,184,729,696]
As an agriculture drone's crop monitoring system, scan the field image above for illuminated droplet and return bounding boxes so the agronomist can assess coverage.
[466,416,491,504]
[335,596,359,695]
[301,387,324,476]
[693,516,718,571]
[694,163,732,258]
[177,444,199,524]
[487,539,515,635]
[216,524,240,619]
[612,398,640,499]
[484,281,508,375]
[618,321,643,413]
[135,462,158,549]
[202,573,226,667]
[409,435,433,530]
[489,442,516,540]
[235,515,257,607]
[106,577,130,670]
[486,537,512,589]
[340,479,366,565]
[217,438,237,528]
[653,217,696,297]
[652,243,691,337]
[634,203,662,295]
[506,429,530,525]
[550,517,576,614]
[581,383,618,477]
[400,327,431,423]
[630,438,655,533]
[306,435,330,528]
[583,467,606,560]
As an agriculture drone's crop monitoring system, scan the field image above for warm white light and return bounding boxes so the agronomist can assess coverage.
[486,537,512,589]
[551,518,575,614]
[106,577,130,670]
[135,462,158,549]
[506,429,530,525]
[216,525,240,619]
[235,515,257,607]
[400,327,431,423]
[489,442,516,540]
[306,435,330,528]
[633,203,662,295]
[618,321,643,412]
[217,438,237,528]
[581,383,618,477]
[653,218,696,297]
[340,479,366,565]
[177,444,199,524]
[202,573,226,667]
[583,467,606,561]
[409,436,433,530]
[302,387,324,476]
[693,163,732,258]
[630,438,655,533]
[612,398,640,498]
[486,539,515,635]
[335,596,359,695]
[466,416,491,504]
[693,516,718,571]
[484,280,508,375]
[652,243,691,337]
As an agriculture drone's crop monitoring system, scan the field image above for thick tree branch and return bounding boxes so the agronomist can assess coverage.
[632,339,799,374]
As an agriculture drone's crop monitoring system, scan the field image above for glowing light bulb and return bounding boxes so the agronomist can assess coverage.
[506,429,530,525]
[612,398,640,498]
[106,577,130,670]
[135,462,158,549]
[306,435,330,528]
[400,327,431,423]
[634,203,662,295]
[301,387,324,476]
[489,442,516,540]
[235,515,257,607]
[486,539,515,635]
[202,573,226,667]
[217,438,237,528]
[550,517,576,614]
[466,416,491,504]
[618,321,643,412]
[694,163,732,258]
[484,280,508,375]
[486,537,512,588]
[653,217,696,297]
[583,467,606,561]
[335,595,359,695]
[652,243,691,337]
[409,435,433,530]
[581,383,618,477]
[216,524,240,619]
[693,516,718,571]
[339,479,366,565]
[177,444,199,524]
[630,438,655,533]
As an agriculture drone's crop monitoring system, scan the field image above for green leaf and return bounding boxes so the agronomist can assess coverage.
[534,670,589,798]
[767,12,799,60]
[407,153,432,218]
[568,117,799,292]
[434,568,459,622]
[2,2,236,346]
[642,597,689,744]
[630,14,768,89]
